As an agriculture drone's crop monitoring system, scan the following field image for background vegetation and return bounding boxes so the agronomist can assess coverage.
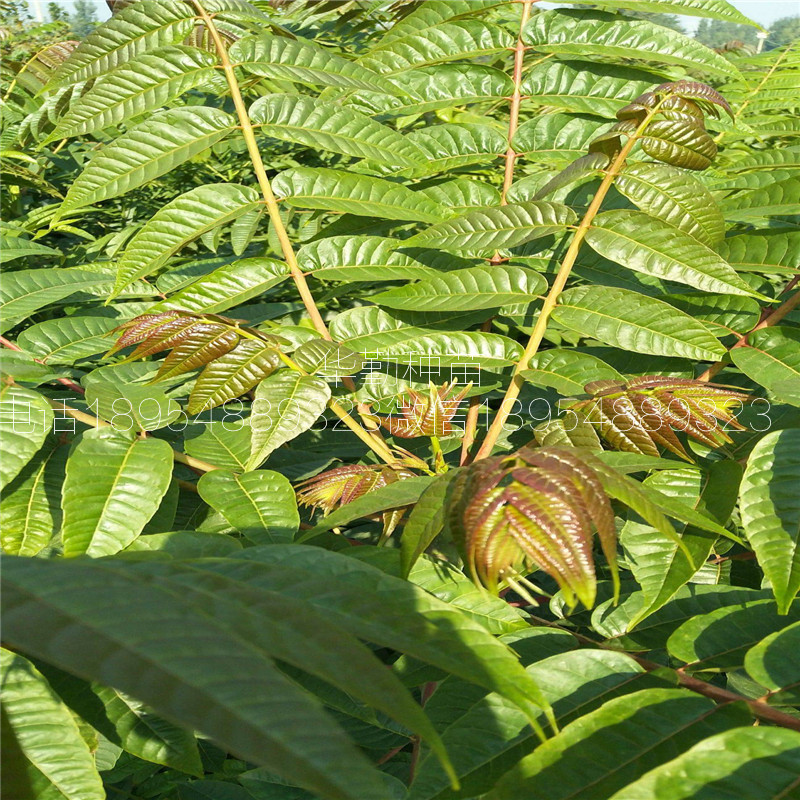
[2,1,800,799]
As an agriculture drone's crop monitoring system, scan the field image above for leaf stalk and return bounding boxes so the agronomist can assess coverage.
[192,0,391,459]
[475,106,662,460]
[461,0,533,464]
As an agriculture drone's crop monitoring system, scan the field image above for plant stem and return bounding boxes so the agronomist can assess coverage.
[460,1,532,464]
[409,681,439,782]
[192,0,390,455]
[697,281,800,382]
[460,319,492,464]
[191,0,329,339]
[500,0,534,203]
[715,40,795,142]
[474,110,659,460]
[45,397,219,474]
[328,396,396,462]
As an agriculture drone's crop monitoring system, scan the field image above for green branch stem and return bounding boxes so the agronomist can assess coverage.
[191,0,329,340]
[193,0,391,460]
[44,396,218,475]
[715,40,795,142]
[475,109,660,460]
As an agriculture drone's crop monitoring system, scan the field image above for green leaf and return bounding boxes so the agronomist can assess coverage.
[585,211,757,297]
[512,112,606,160]
[301,477,433,539]
[348,64,514,117]
[112,183,261,296]
[231,33,392,91]
[329,305,423,350]
[330,307,522,367]
[0,385,53,490]
[522,349,624,396]
[214,545,553,723]
[410,556,528,635]
[0,269,105,332]
[524,9,740,79]
[401,469,462,577]
[664,293,760,337]
[0,351,60,384]
[609,727,800,800]
[298,236,445,282]
[48,0,196,86]
[1,556,394,800]
[361,19,512,74]
[553,286,726,361]
[745,621,800,693]
[726,148,800,174]
[230,208,263,256]
[408,201,576,251]
[249,94,424,166]
[416,177,501,210]
[1,648,104,800]
[732,328,800,407]
[48,46,218,141]
[740,428,800,614]
[17,315,119,365]
[592,584,768,649]
[188,339,282,415]
[563,0,759,26]
[667,598,800,669]
[489,688,747,800]
[151,258,290,316]
[372,265,547,312]
[615,162,725,248]
[0,234,59,262]
[59,107,235,215]
[721,176,800,221]
[184,421,252,473]
[373,0,507,47]
[622,464,740,628]
[122,531,243,559]
[522,60,660,118]
[39,667,203,775]
[0,439,65,557]
[387,122,506,178]
[530,152,609,201]
[411,649,658,800]
[720,231,800,275]
[375,331,521,368]
[292,339,362,377]
[83,379,181,432]
[197,469,299,544]
[272,167,448,223]
[61,428,173,557]
[248,373,331,470]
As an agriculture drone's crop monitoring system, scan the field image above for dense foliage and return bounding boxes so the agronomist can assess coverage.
[2,1,800,799]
